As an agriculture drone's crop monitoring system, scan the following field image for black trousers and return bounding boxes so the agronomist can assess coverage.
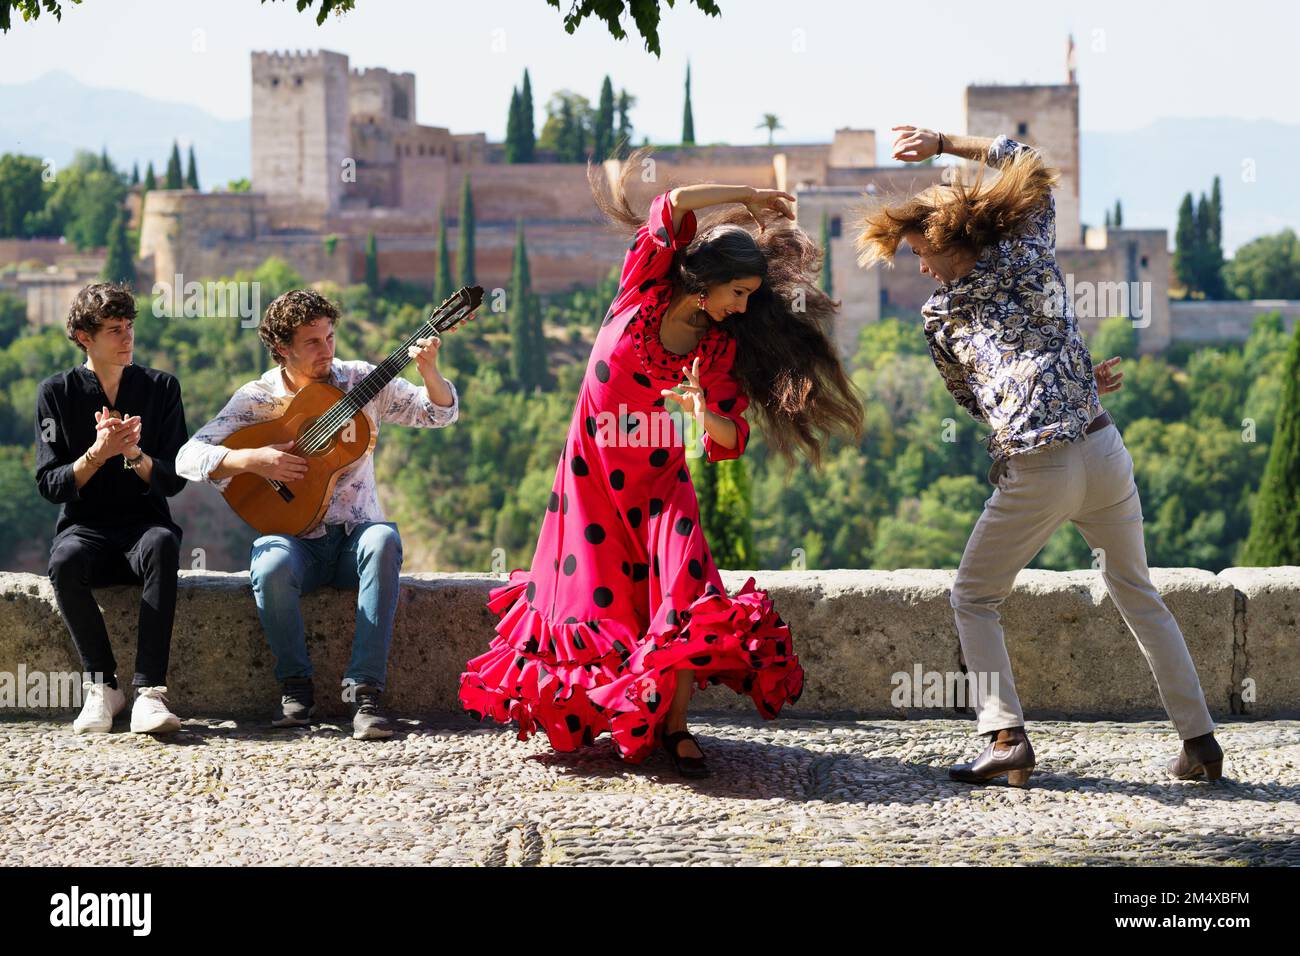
[47,522,181,688]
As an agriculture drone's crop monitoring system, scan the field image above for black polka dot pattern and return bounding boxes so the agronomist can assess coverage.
[584,523,606,544]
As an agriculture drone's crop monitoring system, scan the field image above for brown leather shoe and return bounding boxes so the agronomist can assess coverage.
[1168,732,1224,781]
[949,729,1035,787]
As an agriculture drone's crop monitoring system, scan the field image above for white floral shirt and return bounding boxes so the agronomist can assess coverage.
[175,359,458,538]
[922,135,1102,462]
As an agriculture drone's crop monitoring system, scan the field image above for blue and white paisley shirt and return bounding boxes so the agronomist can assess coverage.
[922,135,1101,463]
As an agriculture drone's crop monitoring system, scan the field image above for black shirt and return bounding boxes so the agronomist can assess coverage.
[35,362,189,538]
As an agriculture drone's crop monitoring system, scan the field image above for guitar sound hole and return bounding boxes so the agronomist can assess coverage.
[295,417,335,458]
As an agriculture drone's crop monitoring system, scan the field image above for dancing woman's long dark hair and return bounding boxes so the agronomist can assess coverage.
[588,148,863,467]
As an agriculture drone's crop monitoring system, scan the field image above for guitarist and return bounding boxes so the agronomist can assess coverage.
[175,289,460,740]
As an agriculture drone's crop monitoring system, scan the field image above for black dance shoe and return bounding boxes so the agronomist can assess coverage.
[662,730,711,778]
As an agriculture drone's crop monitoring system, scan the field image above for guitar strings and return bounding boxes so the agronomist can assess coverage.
[294,296,476,453]
[297,306,466,452]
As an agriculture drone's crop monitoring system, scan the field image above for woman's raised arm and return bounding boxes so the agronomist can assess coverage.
[667,184,796,233]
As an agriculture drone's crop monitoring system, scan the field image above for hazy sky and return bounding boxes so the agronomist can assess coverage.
[0,0,1290,144]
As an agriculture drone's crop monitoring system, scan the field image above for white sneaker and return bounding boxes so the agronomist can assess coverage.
[130,686,182,734]
[73,681,126,734]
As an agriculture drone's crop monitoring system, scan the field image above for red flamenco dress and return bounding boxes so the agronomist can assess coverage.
[458,191,804,763]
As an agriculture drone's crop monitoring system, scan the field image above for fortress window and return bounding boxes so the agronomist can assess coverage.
[1017,121,1029,135]
[830,216,842,238]
[294,75,303,87]
[270,76,280,87]
[418,144,425,156]
[1141,255,1149,269]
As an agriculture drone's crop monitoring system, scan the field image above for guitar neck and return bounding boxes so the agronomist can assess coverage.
[313,288,481,439]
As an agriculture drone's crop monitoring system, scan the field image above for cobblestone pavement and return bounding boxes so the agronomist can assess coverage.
[2,715,1297,866]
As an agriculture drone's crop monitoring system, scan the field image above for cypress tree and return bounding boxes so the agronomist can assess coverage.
[101,207,135,288]
[185,145,199,190]
[682,61,695,145]
[1205,176,1225,298]
[435,204,470,368]
[434,205,452,305]
[505,86,522,163]
[820,210,833,296]
[520,69,536,162]
[457,174,476,288]
[1243,319,1300,564]
[1173,193,1197,293]
[143,162,157,193]
[1114,199,1123,228]
[594,76,615,161]
[508,219,534,390]
[365,232,379,293]
[165,141,183,190]
[1104,208,1112,228]
[616,89,633,159]
[130,162,140,186]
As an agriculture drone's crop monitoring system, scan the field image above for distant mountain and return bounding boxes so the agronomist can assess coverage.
[0,70,248,189]
[1082,117,1300,254]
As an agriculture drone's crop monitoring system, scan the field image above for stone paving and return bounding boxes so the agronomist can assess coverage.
[1,715,1296,866]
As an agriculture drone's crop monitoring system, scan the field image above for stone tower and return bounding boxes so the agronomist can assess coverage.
[250,50,351,213]
[965,83,1081,248]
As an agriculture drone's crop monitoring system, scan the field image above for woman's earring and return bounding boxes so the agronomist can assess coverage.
[697,292,707,309]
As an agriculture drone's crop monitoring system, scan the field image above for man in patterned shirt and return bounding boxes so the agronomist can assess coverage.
[856,126,1223,786]
[176,289,460,739]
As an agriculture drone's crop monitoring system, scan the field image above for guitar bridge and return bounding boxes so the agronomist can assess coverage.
[267,479,295,503]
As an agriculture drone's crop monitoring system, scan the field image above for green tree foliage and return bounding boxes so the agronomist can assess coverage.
[0,154,48,237]
[505,86,523,164]
[101,206,135,287]
[593,75,616,162]
[21,150,127,248]
[457,175,476,288]
[543,0,721,57]
[185,145,199,190]
[819,210,833,296]
[165,141,183,190]
[519,69,536,162]
[1224,229,1300,299]
[681,61,695,145]
[1243,318,1300,564]
[1174,177,1226,298]
[364,232,379,293]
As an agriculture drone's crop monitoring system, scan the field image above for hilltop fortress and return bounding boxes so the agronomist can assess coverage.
[137,49,1175,355]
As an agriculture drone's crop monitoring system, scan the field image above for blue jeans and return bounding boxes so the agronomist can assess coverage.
[249,522,403,690]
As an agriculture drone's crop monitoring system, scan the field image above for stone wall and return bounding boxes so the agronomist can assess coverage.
[1169,300,1300,344]
[2,567,1294,720]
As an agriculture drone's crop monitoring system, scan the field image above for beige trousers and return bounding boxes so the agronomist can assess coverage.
[951,423,1215,740]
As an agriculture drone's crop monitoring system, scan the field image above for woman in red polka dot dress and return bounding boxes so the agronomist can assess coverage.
[460,153,863,776]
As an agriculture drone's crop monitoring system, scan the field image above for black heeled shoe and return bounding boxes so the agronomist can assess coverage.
[1168,732,1224,781]
[662,730,711,779]
[948,731,1035,787]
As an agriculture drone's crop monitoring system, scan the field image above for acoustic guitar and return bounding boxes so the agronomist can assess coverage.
[220,285,483,535]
